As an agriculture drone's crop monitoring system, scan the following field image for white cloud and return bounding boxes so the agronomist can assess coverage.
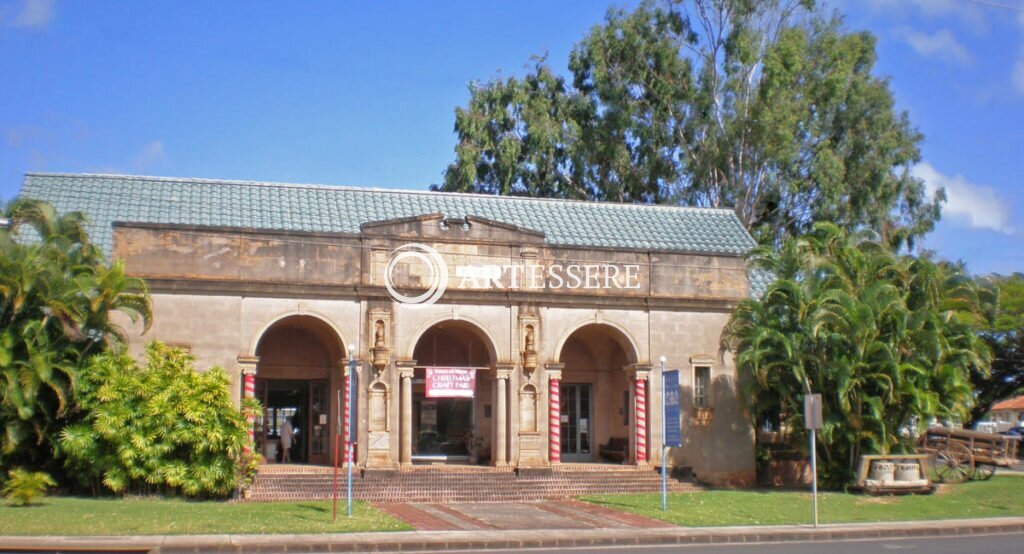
[854,0,988,34]
[913,162,1015,235]
[8,0,53,29]
[894,27,972,64]
[131,140,168,171]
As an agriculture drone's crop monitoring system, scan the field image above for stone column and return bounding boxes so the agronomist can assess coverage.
[342,363,350,465]
[238,356,259,454]
[494,366,513,467]
[635,376,647,464]
[546,364,564,464]
[397,361,416,467]
[626,365,652,466]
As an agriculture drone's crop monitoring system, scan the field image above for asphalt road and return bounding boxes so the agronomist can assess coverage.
[405,532,1024,554]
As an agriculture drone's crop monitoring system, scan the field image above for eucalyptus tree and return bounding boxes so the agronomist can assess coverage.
[440,0,939,249]
[0,198,151,469]
[724,223,990,487]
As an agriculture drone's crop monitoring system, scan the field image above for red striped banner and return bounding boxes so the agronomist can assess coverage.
[549,378,561,464]
[635,376,647,464]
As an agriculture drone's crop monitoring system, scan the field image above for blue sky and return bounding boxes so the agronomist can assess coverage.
[1,0,1021,274]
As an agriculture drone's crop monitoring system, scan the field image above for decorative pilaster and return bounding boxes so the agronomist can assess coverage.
[546,363,564,464]
[494,364,514,467]
[626,365,652,466]
[397,360,416,467]
[635,376,647,464]
[238,355,259,454]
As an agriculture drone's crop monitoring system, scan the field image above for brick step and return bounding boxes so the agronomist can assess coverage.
[246,465,702,502]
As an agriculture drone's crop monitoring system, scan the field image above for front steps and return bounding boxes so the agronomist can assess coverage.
[247,463,703,502]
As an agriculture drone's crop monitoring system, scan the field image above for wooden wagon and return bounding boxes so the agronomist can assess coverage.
[917,426,1020,483]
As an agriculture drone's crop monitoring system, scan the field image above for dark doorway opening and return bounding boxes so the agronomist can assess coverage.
[255,378,329,465]
[410,320,495,464]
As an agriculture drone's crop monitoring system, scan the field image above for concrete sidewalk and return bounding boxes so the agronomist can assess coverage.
[2,517,1024,553]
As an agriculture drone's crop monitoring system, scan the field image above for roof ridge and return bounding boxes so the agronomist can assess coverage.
[24,172,740,215]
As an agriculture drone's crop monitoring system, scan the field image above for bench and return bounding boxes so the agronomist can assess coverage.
[599,437,629,463]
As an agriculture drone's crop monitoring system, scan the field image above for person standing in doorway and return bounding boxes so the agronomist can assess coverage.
[280,416,294,463]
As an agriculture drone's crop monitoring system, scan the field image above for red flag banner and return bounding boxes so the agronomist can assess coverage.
[425,368,476,398]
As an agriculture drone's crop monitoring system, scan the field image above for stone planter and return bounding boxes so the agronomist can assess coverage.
[895,462,921,482]
[869,461,896,482]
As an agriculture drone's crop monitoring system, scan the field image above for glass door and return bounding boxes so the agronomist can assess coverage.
[560,384,593,462]
[308,380,329,465]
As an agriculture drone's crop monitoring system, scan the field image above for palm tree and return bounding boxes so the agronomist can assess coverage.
[725,223,989,487]
[0,198,151,469]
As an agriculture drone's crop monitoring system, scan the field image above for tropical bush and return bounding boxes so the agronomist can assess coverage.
[0,199,151,470]
[58,342,253,497]
[2,468,56,506]
[724,223,992,488]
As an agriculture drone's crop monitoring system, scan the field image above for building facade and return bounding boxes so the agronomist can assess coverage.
[22,173,763,486]
[987,396,1024,431]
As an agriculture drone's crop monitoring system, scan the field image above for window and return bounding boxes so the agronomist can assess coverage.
[693,366,711,409]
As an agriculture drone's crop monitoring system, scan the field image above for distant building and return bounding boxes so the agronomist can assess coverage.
[988,396,1024,430]
[21,172,767,486]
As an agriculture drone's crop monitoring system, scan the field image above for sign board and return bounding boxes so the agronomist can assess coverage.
[804,393,822,430]
[348,368,359,440]
[426,367,476,398]
[663,370,682,447]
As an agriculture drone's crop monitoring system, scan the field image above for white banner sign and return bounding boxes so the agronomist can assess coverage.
[425,368,476,398]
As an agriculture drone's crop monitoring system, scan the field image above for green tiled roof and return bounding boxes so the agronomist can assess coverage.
[19,173,757,258]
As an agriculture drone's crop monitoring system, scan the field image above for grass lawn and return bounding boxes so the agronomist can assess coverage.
[583,474,1024,527]
[0,497,412,536]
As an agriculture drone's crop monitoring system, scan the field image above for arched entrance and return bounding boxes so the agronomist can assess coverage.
[557,324,639,463]
[410,320,495,463]
[254,315,345,465]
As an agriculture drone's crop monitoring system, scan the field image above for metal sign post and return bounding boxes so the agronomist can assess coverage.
[804,393,823,528]
[661,358,681,512]
[331,388,342,522]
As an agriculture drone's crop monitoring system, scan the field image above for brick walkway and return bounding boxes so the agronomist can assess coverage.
[375,500,672,531]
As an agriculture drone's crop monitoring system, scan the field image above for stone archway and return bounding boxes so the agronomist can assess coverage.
[554,323,645,464]
[252,315,346,465]
[398,320,504,466]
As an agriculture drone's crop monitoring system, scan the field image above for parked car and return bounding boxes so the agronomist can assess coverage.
[999,425,1024,438]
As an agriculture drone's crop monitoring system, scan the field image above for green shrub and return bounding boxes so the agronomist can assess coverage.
[58,342,251,497]
[3,468,56,506]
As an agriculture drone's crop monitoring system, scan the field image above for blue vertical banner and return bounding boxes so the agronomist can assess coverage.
[663,370,681,448]
[349,367,359,442]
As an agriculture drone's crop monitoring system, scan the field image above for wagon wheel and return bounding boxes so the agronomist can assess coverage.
[931,442,974,484]
[972,463,997,481]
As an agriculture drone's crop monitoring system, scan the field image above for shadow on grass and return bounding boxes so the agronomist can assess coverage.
[295,503,329,513]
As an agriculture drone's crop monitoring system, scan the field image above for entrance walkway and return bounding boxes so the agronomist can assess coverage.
[375,500,673,531]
